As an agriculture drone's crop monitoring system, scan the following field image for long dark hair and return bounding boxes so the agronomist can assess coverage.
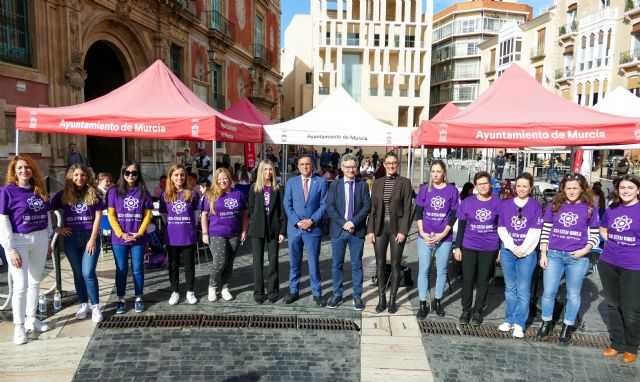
[609,174,640,209]
[116,160,148,197]
[551,173,593,216]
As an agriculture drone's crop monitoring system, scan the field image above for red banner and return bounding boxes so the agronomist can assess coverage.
[244,143,256,168]
[572,150,584,173]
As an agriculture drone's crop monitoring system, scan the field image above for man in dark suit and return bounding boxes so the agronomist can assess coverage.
[283,154,328,305]
[326,154,371,310]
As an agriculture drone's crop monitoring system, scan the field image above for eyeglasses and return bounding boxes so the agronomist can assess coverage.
[124,170,139,177]
[343,166,357,169]
[563,173,584,181]
[517,207,523,220]
[384,161,398,166]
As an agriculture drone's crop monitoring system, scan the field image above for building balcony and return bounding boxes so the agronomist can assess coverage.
[318,87,330,95]
[212,94,225,111]
[558,21,578,41]
[253,44,274,69]
[205,10,235,43]
[580,6,617,30]
[619,49,640,70]
[624,0,640,19]
[554,68,574,82]
[484,64,496,75]
[430,90,478,105]
[530,48,545,60]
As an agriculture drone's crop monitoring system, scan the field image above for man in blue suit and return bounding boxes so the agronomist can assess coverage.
[326,153,371,310]
[283,154,328,305]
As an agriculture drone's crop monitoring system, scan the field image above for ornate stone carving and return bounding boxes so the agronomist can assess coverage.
[115,0,132,22]
[67,0,85,12]
[65,65,87,90]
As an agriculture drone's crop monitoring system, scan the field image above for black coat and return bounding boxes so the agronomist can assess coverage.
[247,184,287,239]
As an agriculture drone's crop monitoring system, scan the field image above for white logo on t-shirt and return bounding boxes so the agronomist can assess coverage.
[27,195,45,212]
[475,208,492,222]
[224,197,239,209]
[511,216,527,231]
[559,212,578,228]
[430,196,445,210]
[71,202,88,214]
[123,196,139,211]
[172,199,187,215]
[611,215,632,232]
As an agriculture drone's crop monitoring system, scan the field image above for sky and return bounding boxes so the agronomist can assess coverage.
[281,0,552,45]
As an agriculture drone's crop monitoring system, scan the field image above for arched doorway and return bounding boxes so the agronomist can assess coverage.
[84,41,127,180]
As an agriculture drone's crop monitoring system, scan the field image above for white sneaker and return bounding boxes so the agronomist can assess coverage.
[498,322,512,332]
[25,317,50,332]
[208,287,217,302]
[221,288,233,301]
[186,291,198,305]
[91,305,103,323]
[13,325,27,345]
[168,292,180,305]
[513,324,525,339]
[76,303,90,320]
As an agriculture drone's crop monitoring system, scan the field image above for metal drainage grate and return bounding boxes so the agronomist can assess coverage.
[98,314,360,332]
[419,320,610,349]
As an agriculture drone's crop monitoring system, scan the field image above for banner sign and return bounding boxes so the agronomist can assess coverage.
[244,143,256,168]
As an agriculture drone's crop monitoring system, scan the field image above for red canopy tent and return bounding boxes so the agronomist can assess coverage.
[15,60,262,152]
[223,97,273,169]
[412,102,460,147]
[419,64,640,148]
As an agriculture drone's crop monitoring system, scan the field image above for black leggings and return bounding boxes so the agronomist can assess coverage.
[461,248,498,313]
[167,245,196,292]
[374,217,406,292]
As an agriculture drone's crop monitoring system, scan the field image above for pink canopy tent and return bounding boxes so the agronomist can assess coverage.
[15,60,262,155]
[419,64,640,148]
[223,97,274,125]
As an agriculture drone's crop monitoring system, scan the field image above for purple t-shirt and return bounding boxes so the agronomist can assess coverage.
[415,184,459,242]
[0,184,50,234]
[107,187,153,246]
[601,203,640,271]
[201,189,247,237]
[51,190,105,231]
[544,202,599,252]
[458,195,501,251]
[498,198,543,246]
[159,190,199,246]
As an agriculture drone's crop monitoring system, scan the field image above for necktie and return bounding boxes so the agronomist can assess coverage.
[347,180,354,221]
[303,178,309,202]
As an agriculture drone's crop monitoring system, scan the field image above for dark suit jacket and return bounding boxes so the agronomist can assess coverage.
[283,175,328,237]
[327,177,371,239]
[247,185,286,240]
[367,176,412,237]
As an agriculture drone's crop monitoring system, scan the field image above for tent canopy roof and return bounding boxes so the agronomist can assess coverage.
[419,64,640,148]
[17,60,262,142]
[223,97,273,125]
[591,86,640,118]
[264,87,411,146]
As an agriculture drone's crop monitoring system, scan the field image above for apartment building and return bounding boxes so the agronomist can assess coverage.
[429,0,532,118]
[283,0,432,130]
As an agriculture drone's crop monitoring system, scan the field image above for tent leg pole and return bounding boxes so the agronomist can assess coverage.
[15,129,19,155]
[407,145,411,179]
[420,145,424,185]
[284,144,288,181]
[212,140,217,173]
[121,138,126,163]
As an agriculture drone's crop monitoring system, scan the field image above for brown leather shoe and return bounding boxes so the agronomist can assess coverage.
[602,348,618,358]
[623,352,637,363]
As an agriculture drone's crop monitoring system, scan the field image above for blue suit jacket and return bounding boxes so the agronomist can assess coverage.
[284,175,328,237]
[326,177,371,239]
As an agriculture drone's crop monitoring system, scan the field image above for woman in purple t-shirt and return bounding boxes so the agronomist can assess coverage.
[599,174,640,364]
[496,172,543,338]
[537,173,600,344]
[454,171,500,326]
[201,168,248,302]
[51,164,104,323]
[107,160,154,314]
[160,164,200,306]
[0,155,52,344]
[414,160,458,319]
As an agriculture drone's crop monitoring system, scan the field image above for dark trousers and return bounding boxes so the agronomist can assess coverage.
[374,217,406,293]
[599,260,640,354]
[461,248,498,313]
[167,245,196,292]
[251,237,280,299]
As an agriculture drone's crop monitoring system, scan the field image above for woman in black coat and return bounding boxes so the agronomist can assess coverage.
[247,160,286,304]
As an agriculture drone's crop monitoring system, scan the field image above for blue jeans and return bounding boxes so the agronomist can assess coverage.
[541,249,590,325]
[417,238,452,301]
[331,230,365,298]
[63,230,101,305]
[112,244,145,298]
[500,246,537,328]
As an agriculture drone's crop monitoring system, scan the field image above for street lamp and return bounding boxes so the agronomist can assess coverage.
[198,47,217,80]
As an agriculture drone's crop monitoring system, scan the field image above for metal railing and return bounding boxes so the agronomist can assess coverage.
[253,44,274,67]
[619,49,640,65]
[212,94,225,110]
[530,47,545,59]
[318,87,330,95]
[0,3,30,66]
[205,10,235,40]
[558,21,578,37]
[554,68,573,80]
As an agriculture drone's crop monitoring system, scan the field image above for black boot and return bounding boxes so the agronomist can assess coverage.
[388,290,398,314]
[416,300,428,320]
[375,290,387,313]
[558,324,573,345]
[536,320,552,341]
[433,298,445,317]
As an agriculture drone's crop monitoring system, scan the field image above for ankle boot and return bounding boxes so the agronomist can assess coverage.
[388,290,398,314]
[375,290,387,313]
[558,323,573,345]
[433,298,445,317]
[416,300,428,320]
[536,320,552,341]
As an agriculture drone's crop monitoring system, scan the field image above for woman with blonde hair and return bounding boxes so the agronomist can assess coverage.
[51,164,104,322]
[247,160,286,304]
[159,164,200,305]
[0,155,52,344]
[201,168,248,302]
[95,172,113,200]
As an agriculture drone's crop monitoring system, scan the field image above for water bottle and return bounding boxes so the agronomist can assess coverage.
[53,290,62,310]
[429,232,436,248]
[38,294,47,314]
